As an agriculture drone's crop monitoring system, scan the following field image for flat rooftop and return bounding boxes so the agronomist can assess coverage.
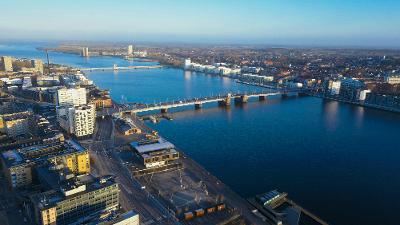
[31,173,117,209]
[0,140,87,168]
[130,138,175,154]
[1,150,24,167]
[0,111,32,121]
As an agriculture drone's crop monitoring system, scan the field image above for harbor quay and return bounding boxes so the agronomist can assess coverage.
[91,112,265,225]
[93,101,329,225]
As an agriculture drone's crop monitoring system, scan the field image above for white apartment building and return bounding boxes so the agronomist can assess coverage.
[184,58,192,70]
[328,80,341,95]
[57,104,96,138]
[128,45,133,55]
[56,87,87,106]
[82,47,89,57]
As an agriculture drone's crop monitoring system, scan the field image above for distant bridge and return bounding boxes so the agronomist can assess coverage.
[80,65,163,71]
[111,88,307,115]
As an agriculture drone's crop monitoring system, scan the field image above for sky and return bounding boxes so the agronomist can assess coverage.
[1,0,400,47]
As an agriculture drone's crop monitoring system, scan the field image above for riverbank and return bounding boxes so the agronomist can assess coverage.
[310,93,400,114]
[3,44,400,225]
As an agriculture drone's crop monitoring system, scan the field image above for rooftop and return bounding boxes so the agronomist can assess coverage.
[31,173,117,209]
[0,140,87,168]
[130,138,175,154]
[0,110,32,121]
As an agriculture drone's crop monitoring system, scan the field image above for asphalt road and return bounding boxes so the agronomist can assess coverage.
[86,117,179,225]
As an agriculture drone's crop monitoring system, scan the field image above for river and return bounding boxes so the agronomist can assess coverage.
[1,43,400,225]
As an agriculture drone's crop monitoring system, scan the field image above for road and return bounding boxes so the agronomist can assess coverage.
[85,117,179,225]
[0,174,32,225]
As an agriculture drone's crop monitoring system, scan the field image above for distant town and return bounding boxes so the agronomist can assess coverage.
[1,42,399,225]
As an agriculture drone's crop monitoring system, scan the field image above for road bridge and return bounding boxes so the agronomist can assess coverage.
[80,65,163,71]
[114,88,306,116]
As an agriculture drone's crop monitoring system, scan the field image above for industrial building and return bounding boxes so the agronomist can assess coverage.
[57,104,96,138]
[56,87,87,106]
[130,138,179,168]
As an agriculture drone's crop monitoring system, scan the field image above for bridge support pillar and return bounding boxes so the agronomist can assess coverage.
[259,95,266,101]
[161,108,168,114]
[235,95,248,103]
[195,103,202,109]
[218,93,231,106]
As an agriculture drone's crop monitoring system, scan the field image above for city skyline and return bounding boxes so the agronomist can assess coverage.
[1,0,400,47]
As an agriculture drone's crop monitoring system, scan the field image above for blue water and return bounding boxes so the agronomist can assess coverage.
[2,43,400,225]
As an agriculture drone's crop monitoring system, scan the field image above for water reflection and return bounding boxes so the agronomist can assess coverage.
[351,105,365,129]
[322,100,339,131]
[184,70,192,80]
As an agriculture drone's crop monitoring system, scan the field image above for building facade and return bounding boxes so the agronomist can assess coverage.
[56,87,87,106]
[0,111,34,137]
[31,59,44,74]
[325,80,341,96]
[31,176,120,225]
[130,138,180,168]
[1,56,13,72]
[82,47,89,57]
[57,104,96,138]
[128,45,133,55]
[384,75,400,84]
[0,142,89,189]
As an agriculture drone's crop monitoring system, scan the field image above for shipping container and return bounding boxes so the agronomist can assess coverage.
[195,209,205,217]
[207,207,216,214]
[184,212,194,220]
[217,203,226,211]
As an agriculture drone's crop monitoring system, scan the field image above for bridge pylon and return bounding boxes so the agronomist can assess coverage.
[234,95,249,103]
[259,95,266,101]
[195,103,202,109]
[218,93,231,106]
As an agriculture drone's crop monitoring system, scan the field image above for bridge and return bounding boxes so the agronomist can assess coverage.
[111,88,306,116]
[80,65,163,71]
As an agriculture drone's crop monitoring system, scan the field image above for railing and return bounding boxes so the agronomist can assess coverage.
[116,88,307,113]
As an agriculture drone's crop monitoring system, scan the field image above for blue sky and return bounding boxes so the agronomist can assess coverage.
[1,0,400,47]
